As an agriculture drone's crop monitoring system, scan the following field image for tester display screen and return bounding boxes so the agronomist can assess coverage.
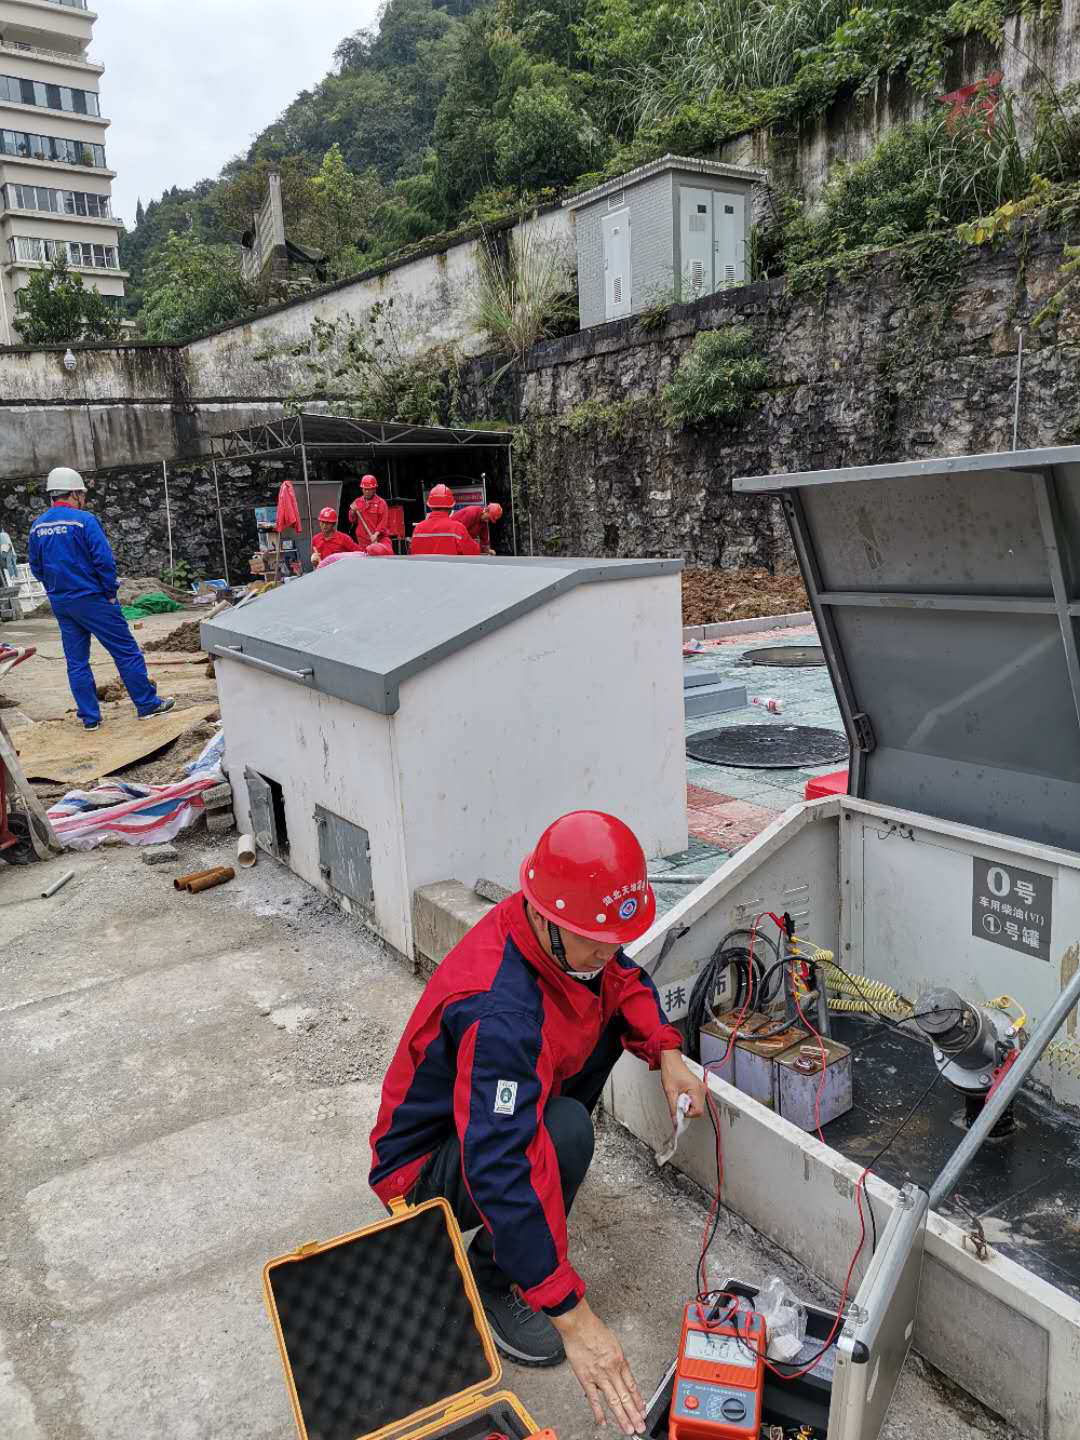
[683,1330,756,1368]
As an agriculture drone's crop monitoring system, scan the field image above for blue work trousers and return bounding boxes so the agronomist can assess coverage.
[52,595,159,725]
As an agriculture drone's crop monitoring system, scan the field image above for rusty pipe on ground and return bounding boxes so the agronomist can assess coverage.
[187,867,236,894]
[174,864,224,887]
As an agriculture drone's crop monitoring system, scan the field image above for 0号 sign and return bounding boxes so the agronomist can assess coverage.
[971,858,1052,962]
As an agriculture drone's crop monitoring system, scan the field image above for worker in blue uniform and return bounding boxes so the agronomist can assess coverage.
[28,467,175,732]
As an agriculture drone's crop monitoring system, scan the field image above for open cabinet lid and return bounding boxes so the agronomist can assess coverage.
[735,447,1080,852]
[263,1198,502,1440]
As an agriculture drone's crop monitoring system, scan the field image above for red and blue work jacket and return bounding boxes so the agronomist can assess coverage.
[369,894,682,1314]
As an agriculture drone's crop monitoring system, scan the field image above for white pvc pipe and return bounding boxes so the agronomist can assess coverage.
[237,834,256,868]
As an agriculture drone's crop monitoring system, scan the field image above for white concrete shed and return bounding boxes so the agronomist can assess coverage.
[203,556,688,958]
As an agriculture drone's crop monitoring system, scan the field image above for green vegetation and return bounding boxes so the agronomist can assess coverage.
[282,299,455,425]
[126,0,1075,343]
[662,326,768,427]
[14,256,124,345]
[139,233,257,342]
[558,395,651,436]
[761,84,1080,283]
[470,223,577,372]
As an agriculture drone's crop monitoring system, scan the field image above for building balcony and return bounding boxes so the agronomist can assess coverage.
[7,233,126,273]
[0,74,104,120]
[0,2,95,51]
[1,179,112,218]
[0,127,106,167]
[0,38,101,71]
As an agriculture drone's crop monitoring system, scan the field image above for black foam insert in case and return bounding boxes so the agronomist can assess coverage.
[265,1200,519,1440]
[642,1280,836,1440]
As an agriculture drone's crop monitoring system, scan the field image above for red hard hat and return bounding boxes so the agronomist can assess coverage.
[427,484,455,510]
[361,474,378,490]
[365,542,393,556]
[520,811,656,944]
[486,503,504,521]
[319,507,337,523]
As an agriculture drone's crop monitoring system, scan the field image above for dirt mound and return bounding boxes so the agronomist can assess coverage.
[96,678,125,703]
[682,568,808,627]
[151,619,205,654]
[116,575,191,606]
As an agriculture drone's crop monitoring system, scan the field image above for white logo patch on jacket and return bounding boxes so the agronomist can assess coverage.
[493,1080,518,1116]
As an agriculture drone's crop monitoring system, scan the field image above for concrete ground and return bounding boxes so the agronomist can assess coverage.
[1,608,211,727]
[1,830,1014,1440]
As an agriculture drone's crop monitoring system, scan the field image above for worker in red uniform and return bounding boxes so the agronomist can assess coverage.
[370,811,706,1435]
[310,508,359,567]
[454,501,503,554]
[349,474,390,548]
[409,484,481,556]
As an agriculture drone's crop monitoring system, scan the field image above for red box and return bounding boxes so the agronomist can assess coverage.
[804,769,848,801]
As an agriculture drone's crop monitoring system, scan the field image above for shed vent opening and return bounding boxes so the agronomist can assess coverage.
[689,214,707,233]
[607,191,625,209]
[613,275,623,304]
[269,779,289,854]
[246,768,290,860]
[724,204,735,215]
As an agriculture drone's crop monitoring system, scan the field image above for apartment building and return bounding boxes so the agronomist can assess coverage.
[0,0,125,344]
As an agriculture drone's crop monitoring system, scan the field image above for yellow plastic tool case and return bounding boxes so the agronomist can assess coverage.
[264,1196,541,1440]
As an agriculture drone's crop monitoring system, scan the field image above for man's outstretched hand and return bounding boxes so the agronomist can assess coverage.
[659,1048,707,1122]
[550,1300,645,1435]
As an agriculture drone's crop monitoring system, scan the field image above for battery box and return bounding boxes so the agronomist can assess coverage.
[643,1280,838,1440]
[264,1196,541,1440]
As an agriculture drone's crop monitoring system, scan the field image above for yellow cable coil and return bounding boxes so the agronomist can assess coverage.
[788,935,1080,1076]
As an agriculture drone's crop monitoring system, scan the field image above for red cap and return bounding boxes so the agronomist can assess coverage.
[519,811,656,944]
[361,474,378,490]
[427,484,455,510]
[318,507,337,524]
[486,503,504,522]
[365,542,393,556]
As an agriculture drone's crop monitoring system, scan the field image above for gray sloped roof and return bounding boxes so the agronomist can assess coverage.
[203,555,681,714]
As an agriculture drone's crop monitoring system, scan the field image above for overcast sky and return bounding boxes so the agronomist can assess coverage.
[94,0,382,228]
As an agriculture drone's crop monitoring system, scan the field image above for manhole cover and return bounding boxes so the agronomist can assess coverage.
[687,725,848,769]
[739,645,826,668]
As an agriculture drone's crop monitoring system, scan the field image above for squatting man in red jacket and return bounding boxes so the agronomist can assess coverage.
[370,811,706,1436]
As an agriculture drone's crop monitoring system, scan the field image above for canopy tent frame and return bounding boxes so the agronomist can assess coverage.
[200,412,518,569]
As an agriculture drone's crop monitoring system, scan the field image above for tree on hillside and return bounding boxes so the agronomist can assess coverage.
[14,257,124,345]
[139,232,257,342]
[301,146,385,276]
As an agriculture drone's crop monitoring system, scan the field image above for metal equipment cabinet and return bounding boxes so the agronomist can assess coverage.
[203,555,688,959]
[610,447,1080,1440]
[565,154,765,328]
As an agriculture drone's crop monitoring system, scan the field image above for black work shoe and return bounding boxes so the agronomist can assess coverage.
[138,697,175,720]
[479,1285,565,1368]
[83,720,101,731]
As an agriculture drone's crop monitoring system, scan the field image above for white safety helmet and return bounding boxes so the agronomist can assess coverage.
[47,466,87,493]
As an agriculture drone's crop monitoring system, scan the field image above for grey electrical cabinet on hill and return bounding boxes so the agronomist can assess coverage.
[565,154,766,328]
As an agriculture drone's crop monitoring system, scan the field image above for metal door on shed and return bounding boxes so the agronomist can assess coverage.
[602,208,631,319]
[713,191,746,286]
[679,186,713,299]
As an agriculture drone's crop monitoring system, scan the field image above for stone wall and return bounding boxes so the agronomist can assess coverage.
[458,226,1080,570]
[2,460,289,585]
